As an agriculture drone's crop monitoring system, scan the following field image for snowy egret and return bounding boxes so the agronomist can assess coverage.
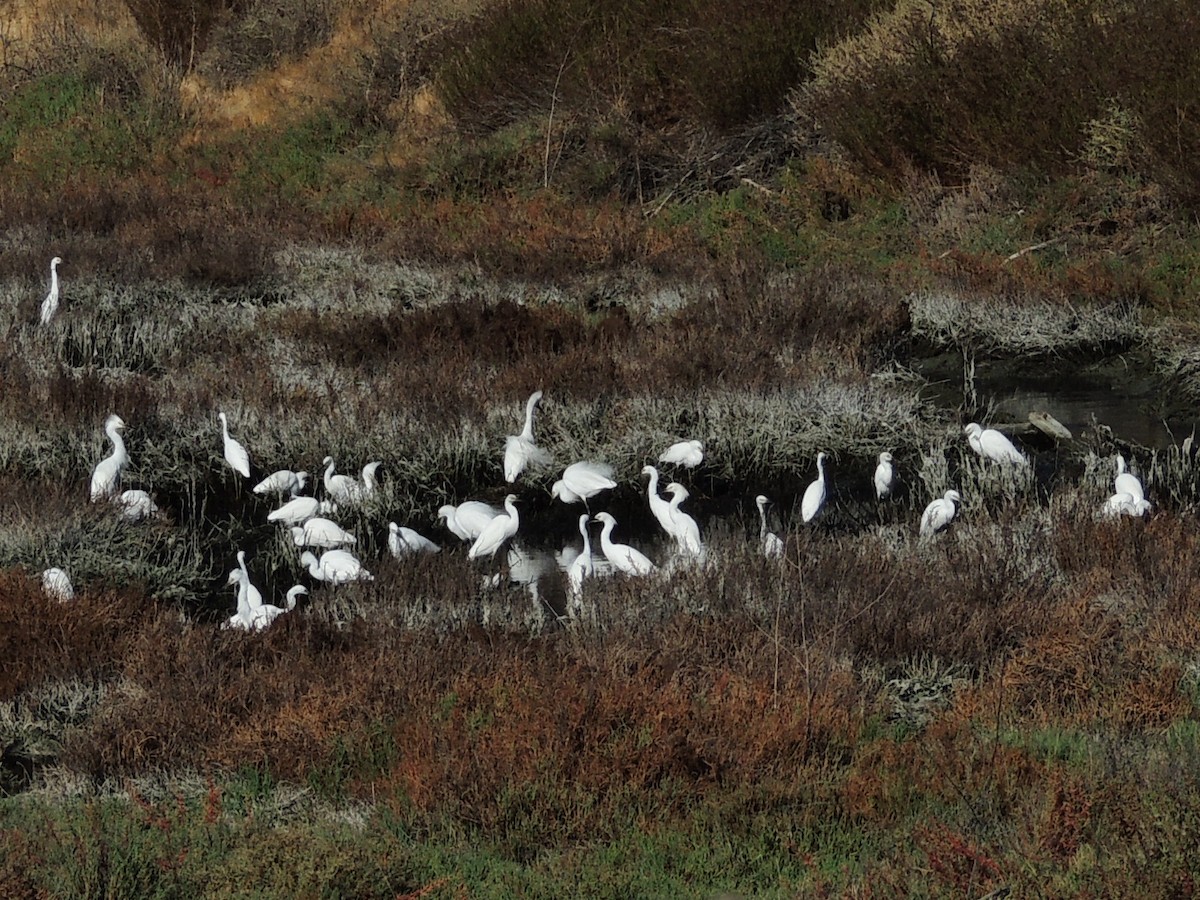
[218,412,250,478]
[468,494,520,560]
[1114,455,1145,503]
[388,522,440,557]
[551,460,617,504]
[659,439,704,469]
[41,567,73,602]
[755,495,784,559]
[564,513,595,604]
[322,456,360,505]
[253,470,308,497]
[89,414,128,502]
[300,549,373,584]
[358,461,382,501]
[641,465,678,540]
[437,500,502,542]
[964,423,1028,466]
[920,490,962,537]
[874,451,895,500]
[290,517,356,549]
[801,452,828,524]
[267,496,334,526]
[504,391,552,483]
[236,550,263,608]
[593,511,656,576]
[117,489,158,523]
[665,482,704,556]
[39,256,61,325]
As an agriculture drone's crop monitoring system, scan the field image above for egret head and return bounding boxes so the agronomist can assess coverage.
[388,522,399,534]
[666,482,689,501]
[641,464,657,478]
[529,390,543,405]
[226,569,240,586]
[593,512,615,525]
[50,256,62,268]
[295,472,309,488]
[550,481,566,500]
[816,451,827,464]
[300,551,318,567]
[946,490,962,504]
[106,414,125,431]
[323,455,334,467]
[879,451,893,463]
[436,505,454,521]
[964,423,981,437]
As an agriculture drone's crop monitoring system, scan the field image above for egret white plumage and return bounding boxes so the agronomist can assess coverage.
[564,513,595,604]
[40,256,62,325]
[236,550,263,608]
[89,414,128,501]
[504,390,552,483]
[641,465,678,539]
[388,522,440,557]
[117,489,158,523]
[253,469,308,497]
[267,496,335,526]
[247,586,307,631]
[801,452,828,524]
[665,482,704,556]
[291,517,356,549]
[300,549,373,584]
[874,451,895,500]
[437,500,502,542]
[1114,454,1145,503]
[1100,491,1150,519]
[218,412,250,478]
[322,456,360,505]
[41,567,73,602]
[659,439,704,469]
[920,490,962,537]
[468,494,520,560]
[593,511,656,576]
[755,495,784,559]
[964,423,1028,466]
[551,460,617,504]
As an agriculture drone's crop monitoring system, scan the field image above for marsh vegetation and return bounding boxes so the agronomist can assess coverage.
[5,0,1200,896]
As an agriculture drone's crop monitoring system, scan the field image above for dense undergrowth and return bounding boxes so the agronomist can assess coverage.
[6,0,1200,895]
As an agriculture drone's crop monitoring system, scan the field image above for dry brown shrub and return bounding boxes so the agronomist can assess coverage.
[1038,769,1094,863]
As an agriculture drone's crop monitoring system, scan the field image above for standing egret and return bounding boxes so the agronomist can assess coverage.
[551,460,617,505]
[253,469,308,497]
[755,495,784,559]
[218,412,250,478]
[322,456,360,505]
[291,517,356,549]
[267,495,333,526]
[90,414,128,502]
[1114,455,1145,503]
[437,500,502,542]
[358,461,382,501]
[874,451,895,500]
[801,452,828,524]
[388,522,441,557]
[564,513,596,605]
[504,391,552,483]
[468,494,520,560]
[117,489,158,523]
[300,549,373,584]
[593,511,656,576]
[920,490,962,537]
[236,550,263,608]
[665,482,704,557]
[964,423,1028,466]
[40,256,62,325]
[41,567,73,602]
[641,465,678,540]
[659,439,704,469]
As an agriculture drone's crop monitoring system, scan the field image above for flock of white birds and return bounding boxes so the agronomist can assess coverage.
[32,258,1150,624]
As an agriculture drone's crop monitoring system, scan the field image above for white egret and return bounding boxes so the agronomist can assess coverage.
[359,461,382,501]
[41,567,73,602]
[248,586,307,631]
[665,482,704,556]
[437,500,502,542]
[224,571,253,631]
[755,495,784,559]
[89,414,128,502]
[253,469,308,497]
[659,439,704,469]
[1100,491,1151,519]
[117,489,158,523]
[322,456,360,505]
[388,522,441,557]
[468,494,520,560]
[300,549,373,584]
[218,412,250,478]
[551,460,617,505]
[564,513,596,605]
[920,490,962,537]
[593,511,656,577]
[290,517,356,549]
[801,451,828,524]
[39,256,62,325]
[504,390,552,483]
[874,451,895,500]
[267,496,335,526]
[1114,455,1145,503]
[641,465,678,539]
[236,550,263,608]
[964,423,1028,466]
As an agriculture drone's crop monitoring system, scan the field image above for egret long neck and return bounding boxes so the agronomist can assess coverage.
[521,396,537,440]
